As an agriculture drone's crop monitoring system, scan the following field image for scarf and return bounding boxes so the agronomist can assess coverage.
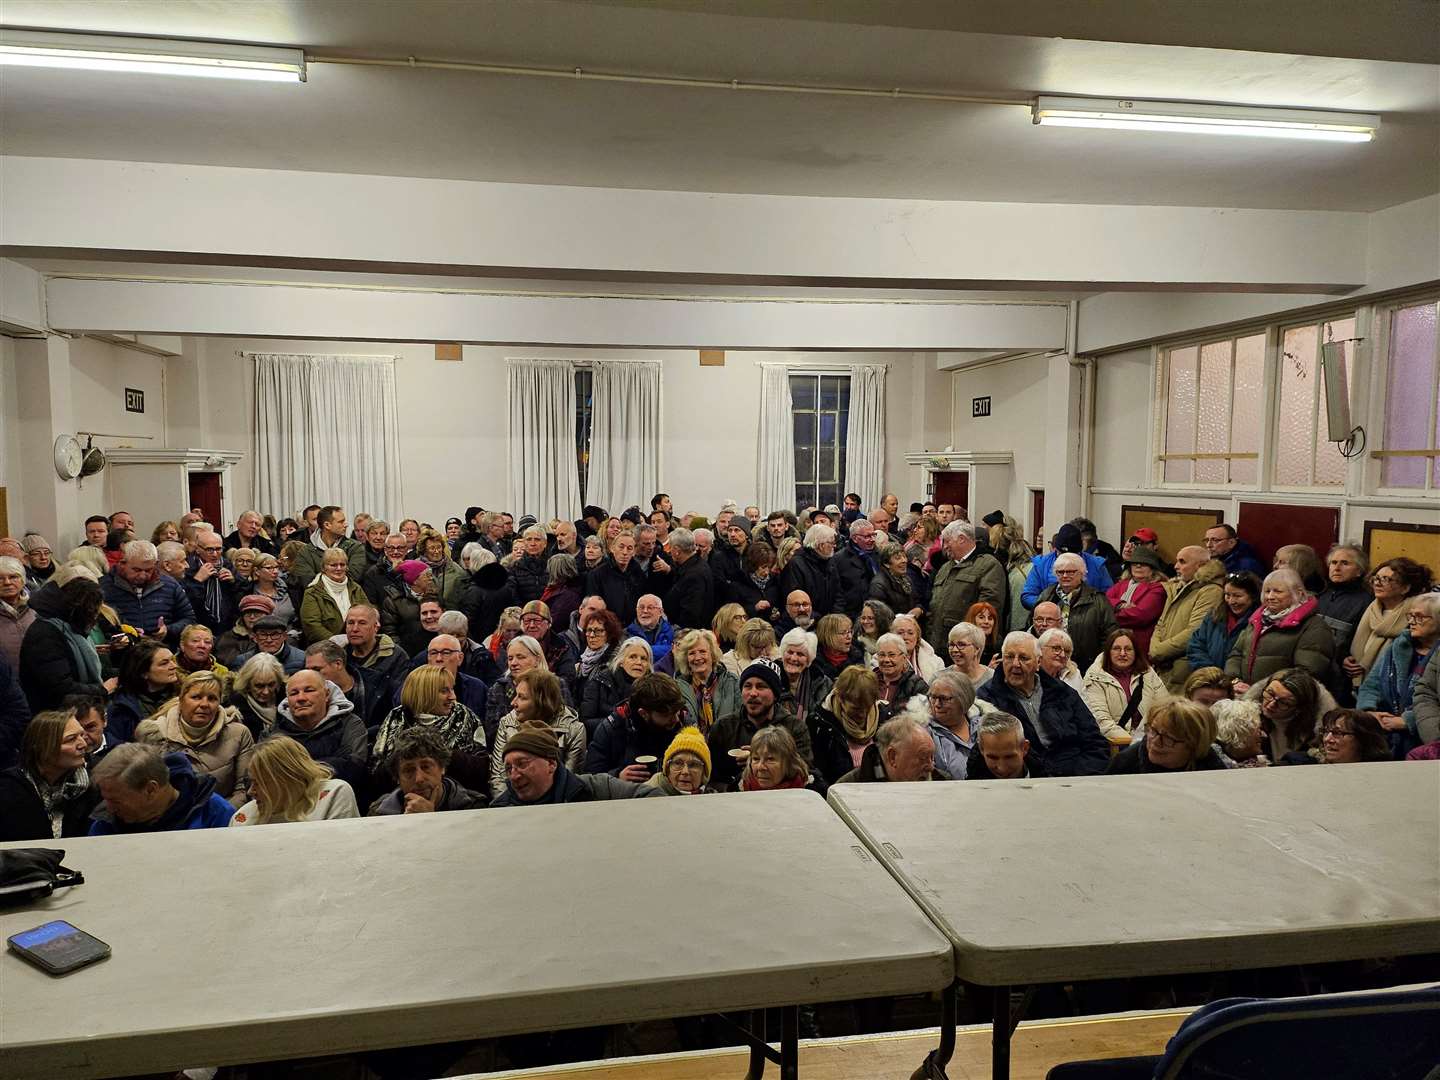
[40,615,102,686]
[374,701,483,761]
[578,644,609,677]
[244,695,278,729]
[1351,597,1413,673]
[199,571,225,626]
[1260,601,1304,629]
[740,769,808,792]
[25,765,91,839]
[825,688,878,744]
[319,574,353,621]
[176,706,227,747]
[821,645,848,668]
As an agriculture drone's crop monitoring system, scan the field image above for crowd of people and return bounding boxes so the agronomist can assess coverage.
[1,493,1436,842]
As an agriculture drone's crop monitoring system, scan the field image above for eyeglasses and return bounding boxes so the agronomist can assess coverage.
[1145,728,1184,749]
[1405,613,1435,625]
[1261,687,1296,712]
[198,545,223,553]
[427,648,461,659]
[949,640,976,652]
[668,759,704,772]
[1371,574,1399,585]
[1319,725,1355,739]
[583,626,608,637]
[927,693,956,705]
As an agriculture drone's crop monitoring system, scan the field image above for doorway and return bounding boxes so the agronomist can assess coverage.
[1030,488,1046,550]
[1236,501,1340,569]
[188,471,223,530]
[932,471,969,515]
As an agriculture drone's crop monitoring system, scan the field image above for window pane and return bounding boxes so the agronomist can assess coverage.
[1195,341,1231,485]
[1164,346,1197,483]
[1314,318,1356,487]
[1229,333,1265,484]
[818,444,837,483]
[790,375,816,410]
[793,412,816,447]
[796,484,814,511]
[795,445,815,484]
[1276,324,1317,485]
[818,413,836,443]
[820,375,841,411]
[1382,302,1437,488]
[818,484,842,511]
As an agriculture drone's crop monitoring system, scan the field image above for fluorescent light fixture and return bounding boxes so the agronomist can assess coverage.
[0,29,305,82]
[1032,96,1378,142]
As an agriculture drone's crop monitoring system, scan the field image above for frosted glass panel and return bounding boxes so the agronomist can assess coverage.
[1276,325,1317,485]
[1314,318,1355,487]
[1195,341,1230,484]
[1230,333,1265,484]
[1382,302,1438,488]
[1165,346,1197,483]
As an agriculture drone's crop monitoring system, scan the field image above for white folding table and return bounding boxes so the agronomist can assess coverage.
[0,789,953,1080]
[828,762,1440,1080]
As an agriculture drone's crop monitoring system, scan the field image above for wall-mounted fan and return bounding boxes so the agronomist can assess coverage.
[79,436,107,478]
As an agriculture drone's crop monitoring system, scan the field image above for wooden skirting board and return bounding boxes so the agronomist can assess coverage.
[469,1010,1190,1080]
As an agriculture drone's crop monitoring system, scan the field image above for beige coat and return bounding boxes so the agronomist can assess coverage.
[135,702,256,806]
[1082,656,1170,739]
[1149,560,1226,689]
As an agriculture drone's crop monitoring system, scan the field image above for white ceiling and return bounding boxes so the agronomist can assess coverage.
[0,0,1436,210]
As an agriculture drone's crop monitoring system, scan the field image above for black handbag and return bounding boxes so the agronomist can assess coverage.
[0,848,85,907]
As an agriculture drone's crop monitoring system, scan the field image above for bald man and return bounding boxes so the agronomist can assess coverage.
[1149,545,1225,690]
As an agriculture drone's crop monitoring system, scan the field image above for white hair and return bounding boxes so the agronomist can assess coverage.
[779,627,817,660]
[669,528,696,554]
[1036,628,1074,652]
[1001,630,1038,656]
[460,543,495,571]
[874,632,908,655]
[948,622,985,650]
[522,524,546,540]
[611,636,654,671]
[436,610,470,637]
[1410,592,1440,620]
[1054,552,1086,573]
[122,539,158,563]
[693,528,713,545]
[975,711,1025,744]
[506,634,550,670]
[803,523,836,549]
[0,556,24,578]
[940,520,975,545]
[1262,568,1306,601]
[156,541,186,563]
[1212,699,1262,753]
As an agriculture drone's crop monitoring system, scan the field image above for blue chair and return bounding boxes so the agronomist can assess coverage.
[1046,983,1440,1080]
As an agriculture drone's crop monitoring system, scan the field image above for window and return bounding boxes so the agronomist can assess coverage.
[575,367,594,503]
[1159,331,1265,485]
[791,373,849,512]
[1274,314,1356,488]
[1379,300,1440,490]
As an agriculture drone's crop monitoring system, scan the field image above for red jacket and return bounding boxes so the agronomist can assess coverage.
[1106,579,1166,654]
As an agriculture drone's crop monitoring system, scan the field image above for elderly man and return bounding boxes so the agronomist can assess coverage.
[368,727,487,815]
[1149,545,1225,690]
[234,615,307,675]
[626,593,676,665]
[978,632,1108,776]
[1203,523,1266,577]
[836,713,948,783]
[509,525,550,606]
[692,528,714,562]
[290,505,362,592]
[832,518,880,620]
[224,510,277,555]
[1022,523,1113,609]
[743,505,762,524]
[156,541,189,581]
[706,659,813,791]
[391,632,488,716]
[89,743,234,834]
[560,594,607,655]
[1033,552,1116,672]
[183,530,238,633]
[927,521,1006,655]
[266,669,369,788]
[348,518,391,580]
[663,528,715,632]
[779,523,840,618]
[435,609,501,684]
[1315,544,1373,656]
[551,520,579,558]
[101,540,195,645]
[491,724,665,806]
[775,589,815,636]
[1031,601,1064,636]
[964,712,1046,780]
[867,506,893,539]
[361,533,412,607]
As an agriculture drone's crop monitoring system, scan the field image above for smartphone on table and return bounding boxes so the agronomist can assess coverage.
[8,920,111,975]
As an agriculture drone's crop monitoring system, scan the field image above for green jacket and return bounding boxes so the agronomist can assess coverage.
[927,550,1006,654]
[299,576,369,645]
[1035,582,1117,673]
[289,535,364,594]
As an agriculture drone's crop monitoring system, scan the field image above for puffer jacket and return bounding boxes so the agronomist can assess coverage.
[1035,583,1117,674]
[1149,560,1226,687]
[1081,655,1170,739]
[1186,604,1257,675]
[778,546,841,618]
[1357,631,1436,744]
[508,553,549,607]
[1226,599,1335,685]
[134,701,256,805]
[100,568,195,644]
[1105,578,1166,655]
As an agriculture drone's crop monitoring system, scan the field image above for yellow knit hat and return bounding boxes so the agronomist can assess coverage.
[663,726,711,781]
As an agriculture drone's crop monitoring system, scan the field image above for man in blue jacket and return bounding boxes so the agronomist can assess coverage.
[89,744,234,833]
[1203,524,1267,577]
[100,540,195,645]
[978,631,1109,776]
[1022,524,1113,610]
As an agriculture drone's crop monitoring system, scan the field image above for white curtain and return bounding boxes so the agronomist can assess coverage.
[252,352,403,523]
[844,363,887,507]
[586,360,661,515]
[508,359,583,523]
[756,364,796,513]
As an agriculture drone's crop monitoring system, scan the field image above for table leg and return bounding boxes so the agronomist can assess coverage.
[909,980,958,1080]
[779,1004,799,1080]
[744,1008,768,1080]
[992,984,1013,1080]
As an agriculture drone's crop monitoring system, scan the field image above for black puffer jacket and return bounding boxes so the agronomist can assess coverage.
[586,558,647,626]
[457,563,515,641]
[778,547,840,617]
[509,553,549,607]
[0,767,99,842]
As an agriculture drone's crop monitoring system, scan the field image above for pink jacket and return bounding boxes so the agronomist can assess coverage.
[1105,579,1166,655]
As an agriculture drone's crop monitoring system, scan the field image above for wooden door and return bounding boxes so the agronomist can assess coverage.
[932,471,969,514]
[1236,501,1341,568]
[1031,489,1046,550]
[188,471,223,530]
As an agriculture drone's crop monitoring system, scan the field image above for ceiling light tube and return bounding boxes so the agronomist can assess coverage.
[0,29,305,82]
[1032,96,1378,142]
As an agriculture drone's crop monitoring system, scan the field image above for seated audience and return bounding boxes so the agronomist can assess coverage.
[1036,627,1085,692]
[1107,699,1225,774]
[1183,666,1235,707]
[233,614,307,676]
[808,664,881,786]
[707,658,813,791]
[721,617,778,677]
[979,631,1109,776]
[373,665,488,792]
[491,722,663,806]
[135,670,255,806]
[1203,523,1266,577]
[217,593,274,668]
[265,669,370,789]
[1083,629,1169,741]
[625,593,675,666]
[1034,552,1117,673]
[779,628,832,727]
[1212,698,1268,767]
[489,669,586,797]
[101,539,195,646]
[1356,593,1439,756]
[1226,568,1334,691]
[964,711,1043,780]
[229,652,286,738]
[368,727,487,814]
[107,638,180,744]
[1149,545,1224,690]
[300,547,368,645]
[580,636,652,734]
[673,628,739,734]
[229,735,360,824]
[1106,547,1167,654]
[812,613,865,682]
[586,672,688,779]
[871,632,930,722]
[90,743,236,834]
[0,709,97,841]
[1186,570,1261,677]
[835,711,946,783]
[925,670,992,780]
[176,623,229,684]
[1317,708,1392,765]
[739,724,819,791]
[645,726,711,795]
[0,555,36,671]
[1345,557,1433,689]
[484,633,572,750]
[343,604,412,702]
[573,606,623,693]
[1414,644,1440,748]
[944,622,994,691]
[892,613,943,683]
[1242,667,1332,763]
[1030,600,1063,636]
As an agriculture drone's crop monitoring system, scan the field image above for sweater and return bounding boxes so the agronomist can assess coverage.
[229,778,359,824]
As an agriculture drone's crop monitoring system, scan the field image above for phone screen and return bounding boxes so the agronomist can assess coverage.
[8,920,111,975]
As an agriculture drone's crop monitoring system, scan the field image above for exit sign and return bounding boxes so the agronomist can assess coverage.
[125,388,145,413]
[972,395,992,418]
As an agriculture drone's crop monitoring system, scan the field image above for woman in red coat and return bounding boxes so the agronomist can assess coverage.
[1106,548,1168,655]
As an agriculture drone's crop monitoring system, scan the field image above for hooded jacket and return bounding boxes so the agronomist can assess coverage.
[89,753,236,834]
[1226,597,1335,685]
[585,703,685,777]
[265,682,370,786]
[626,617,676,665]
[978,669,1109,777]
[1149,560,1226,684]
[490,762,667,806]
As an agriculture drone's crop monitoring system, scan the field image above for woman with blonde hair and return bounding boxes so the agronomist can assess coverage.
[810,664,881,784]
[721,617,778,677]
[299,547,366,644]
[489,668,586,797]
[710,603,748,652]
[136,670,255,806]
[773,536,800,573]
[673,628,739,733]
[987,514,1035,632]
[229,736,358,825]
[1106,699,1225,774]
[372,665,488,792]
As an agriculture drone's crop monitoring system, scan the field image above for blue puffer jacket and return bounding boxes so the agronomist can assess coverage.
[1021,551,1113,609]
[1186,606,1256,673]
[626,618,675,665]
[978,669,1109,776]
[89,753,235,834]
[1357,631,1435,744]
[100,569,195,644]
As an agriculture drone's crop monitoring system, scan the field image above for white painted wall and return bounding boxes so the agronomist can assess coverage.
[67,336,168,523]
[0,337,18,535]
[948,352,1049,522]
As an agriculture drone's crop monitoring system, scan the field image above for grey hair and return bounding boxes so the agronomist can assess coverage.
[803,523,836,549]
[611,636,654,671]
[436,610,470,637]
[1325,543,1368,574]
[929,669,976,713]
[1262,568,1306,600]
[693,528,713,545]
[91,741,169,790]
[0,555,24,578]
[779,627,817,660]
[948,621,986,651]
[1036,627,1074,652]
[461,542,496,571]
[1002,630,1039,656]
[546,553,578,584]
[874,631,908,655]
[875,714,931,754]
[522,524,547,540]
[156,541,186,563]
[506,634,549,670]
[122,539,159,563]
[1411,592,1440,620]
[1054,552,1086,573]
[975,711,1025,744]
[669,528,697,554]
[304,639,346,665]
[1211,699,1262,753]
[940,520,975,545]
[232,652,286,697]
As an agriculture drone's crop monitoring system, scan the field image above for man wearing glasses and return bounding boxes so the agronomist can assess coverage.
[1201,523,1266,577]
[182,530,237,633]
[101,539,196,646]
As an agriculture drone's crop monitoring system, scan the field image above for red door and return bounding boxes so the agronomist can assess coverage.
[188,471,223,530]
[1031,489,1046,550]
[1235,501,1340,569]
[932,472,969,515]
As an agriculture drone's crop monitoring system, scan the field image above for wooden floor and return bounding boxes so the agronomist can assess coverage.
[465,1011,1189,1080]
